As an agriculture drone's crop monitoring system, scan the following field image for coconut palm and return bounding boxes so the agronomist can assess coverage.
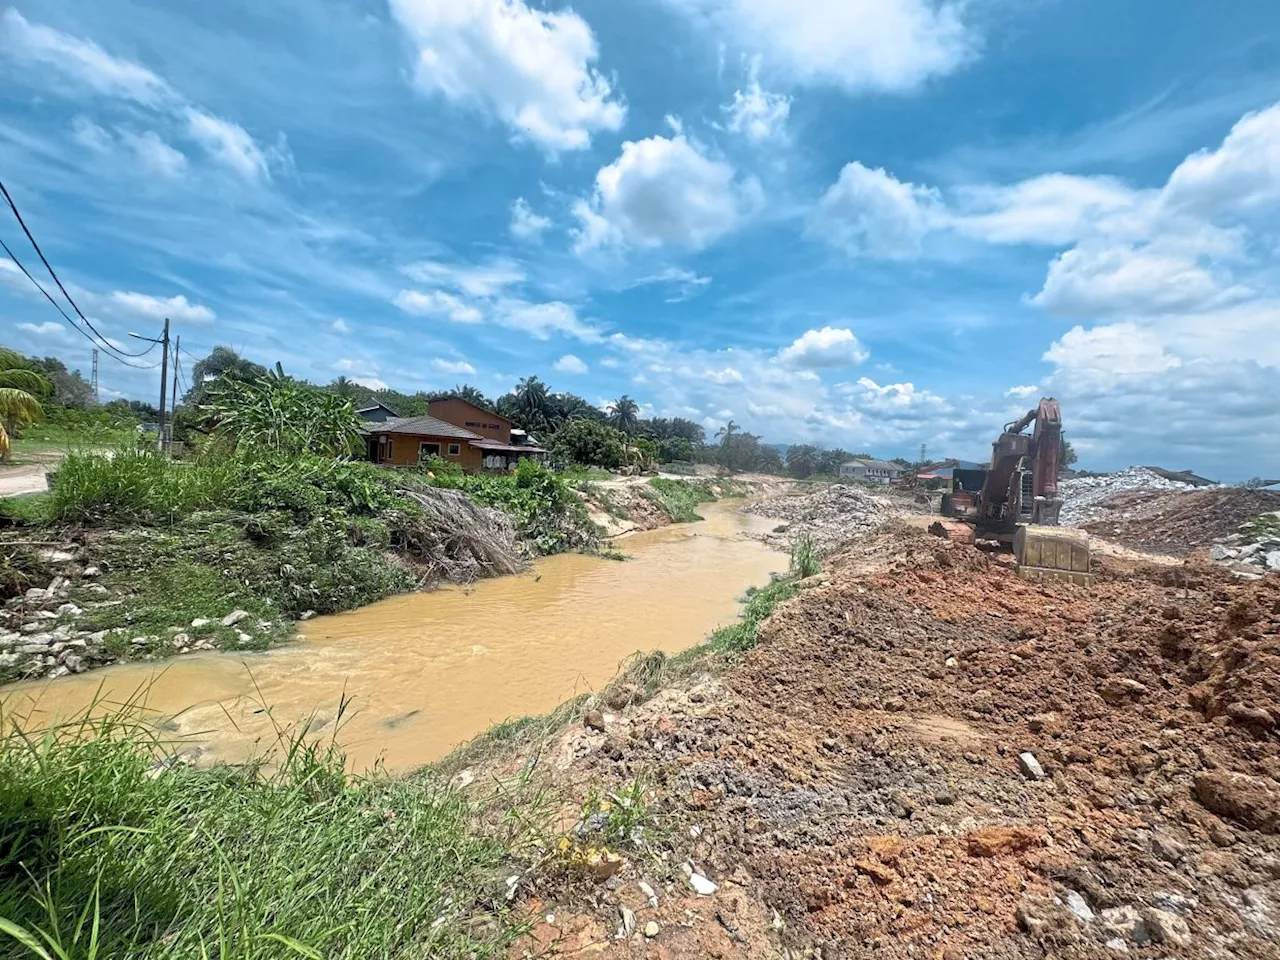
[0,348,48,460]
[608,395,640,435]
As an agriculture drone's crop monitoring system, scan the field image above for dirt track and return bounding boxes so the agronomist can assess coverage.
[492,524,1280,958]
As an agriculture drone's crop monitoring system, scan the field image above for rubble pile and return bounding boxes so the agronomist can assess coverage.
[1078,487,1280,560]
[1058,466,1195,527]
[1212,507,1280,574]
[744,483,889,553]
[490,529,1280,958]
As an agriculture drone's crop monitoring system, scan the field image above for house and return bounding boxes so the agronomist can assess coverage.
[839,458,903,484]
[355,399,401,423]
[361,397,547,472]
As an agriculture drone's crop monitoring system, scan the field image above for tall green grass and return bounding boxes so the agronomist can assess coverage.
[45,449,240,525]
[789,533,820,579]
[643,477,717,523]
[0,695,516,959]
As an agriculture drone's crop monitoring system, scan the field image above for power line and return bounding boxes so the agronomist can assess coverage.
[0,177,157,360]
[0,237,161,369]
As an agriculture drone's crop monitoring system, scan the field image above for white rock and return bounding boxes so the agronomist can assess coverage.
[1103,937,1129,952]
[57,603,83,617]
[299,610,317,621]
[1065,891,1094,923]
[1266,551,1280,571]
[82,566,101,577]
[171,633,191,648]
[38,549,76,563]
[638,880,659,908]
[191,618,212,628]
[47,665,70,679]
[643,921,660,938]
[62,654,84,673]
[24,588,48,601]
[619,905,636,936]
[687,872,718,896]
[1018,751,1047,780]
[1100,906,1149,944]
[235,630,253,645]
[1211,544,1236,561]
[1143,908,1190,946]
[221,610,250,627]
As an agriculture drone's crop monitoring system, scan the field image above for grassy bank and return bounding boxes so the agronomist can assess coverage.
[0,699,517,959]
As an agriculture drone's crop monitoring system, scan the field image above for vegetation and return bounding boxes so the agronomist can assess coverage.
[606,395,640,436]
[789,533,820,579]
[0,347,49,459]
[0,700,518,959]
[548,420,627,470]
[205,373,364,457]
[643,477,720,523]
[1060,435,1079,469]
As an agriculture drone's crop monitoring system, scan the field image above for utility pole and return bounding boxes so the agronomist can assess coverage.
[90,349,99,402]
[157,318,170,452]
[170,335,180,443]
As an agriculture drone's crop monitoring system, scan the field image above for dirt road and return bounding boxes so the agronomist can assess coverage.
[484,523,1280,958]
[0,464,49,497]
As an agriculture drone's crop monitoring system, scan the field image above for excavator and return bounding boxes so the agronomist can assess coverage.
[933,397,1092,586]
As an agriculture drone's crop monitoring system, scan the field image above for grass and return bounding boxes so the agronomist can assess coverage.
[642,477,717,523]
[789,532,820,579]
[1239,512,1280,541]
[707,577,800,653]
[0,695,520,959]
[558,467,612,484]
[45,449,241,525]
[3,422,139,467]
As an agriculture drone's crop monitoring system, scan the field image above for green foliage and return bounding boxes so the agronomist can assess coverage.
[607,395,640,436]
[46,449,241,524]
[657,436,695,463]
[709,421,784,474]
[1060,435,1079,469]
[789,533,820,579]
[644,477,718,523]
[420,453,465,480]
[206,375,363,457]
[0,703,515,959]
[710,577,799,653]
[548,420,627,469]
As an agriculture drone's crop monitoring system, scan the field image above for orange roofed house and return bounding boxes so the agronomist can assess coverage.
[359,397,547,473]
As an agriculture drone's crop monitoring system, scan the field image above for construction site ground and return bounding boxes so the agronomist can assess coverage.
[466,518,1280,959]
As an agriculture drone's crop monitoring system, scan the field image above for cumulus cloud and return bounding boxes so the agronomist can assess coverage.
[496,300,601,341]
[331,318,351,334]
[573,135,760,252]
[17,321,76,345]
[387,0,625,153]
[1162,103,1280,215]
[1005,384,1040,399]
[553,353,588,374]
[723,62,791,142]
[510,197,552,241]
[807,162,942,259]
[107,291,215,324]
[777,326,869,368]
[669,0,976,94]
[72,118,188,178]
[951,174,1143,246]
[433,358,478,376]
[393,289,484,324]
[403,258,525,297]
[1042,323,1182,382]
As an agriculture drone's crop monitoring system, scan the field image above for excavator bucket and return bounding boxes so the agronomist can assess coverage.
[1014,525,1093,587]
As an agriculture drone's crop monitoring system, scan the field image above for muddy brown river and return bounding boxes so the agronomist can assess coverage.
[1,501,785,772]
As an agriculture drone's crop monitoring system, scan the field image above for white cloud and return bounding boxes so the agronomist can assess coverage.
[352,376,389,391]
[0,9,175,106]
[1162,103,1280,216]
[17,320,75,345]
[331,318,351,334]
[951,174,1144,246]
[1042,323,1182,382]
[723,62,790,142]
[183,108,270,181]
[1030,242,1251,317]
[574,135,759,252]
[393,289,484,324]
[553,353,588,374]
[777,326,869,368]
[510,197,552,242]
[403,258,525,297]
[107,291,215,324]
[71,116,114,152]
[496,300,601,341]
[807,161,942,259]
[433,358,478,376]
[839,376,950,417]
[1005,384,1040,399]
[671,0,976,94]
[387,0,625,153]
[119,130,188,179]
[630,267,712,302]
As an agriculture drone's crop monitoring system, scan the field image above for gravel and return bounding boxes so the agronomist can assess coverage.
[1059,467,1197,527]
[744,483,889,554]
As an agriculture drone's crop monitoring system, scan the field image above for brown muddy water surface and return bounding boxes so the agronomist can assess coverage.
[1,501,785,772]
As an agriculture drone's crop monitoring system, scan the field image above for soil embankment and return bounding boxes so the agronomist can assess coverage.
[478,523,1280,958]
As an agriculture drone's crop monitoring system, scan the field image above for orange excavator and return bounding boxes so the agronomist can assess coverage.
[934,398,1092,585]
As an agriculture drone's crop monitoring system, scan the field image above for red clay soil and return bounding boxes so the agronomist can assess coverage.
[1080,487,1280,554]
[502,527,1280,958]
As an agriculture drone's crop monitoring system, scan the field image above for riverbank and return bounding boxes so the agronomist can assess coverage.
[0,452,751,684]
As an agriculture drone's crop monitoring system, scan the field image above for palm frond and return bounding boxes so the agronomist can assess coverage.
[0,421,9,458]
[0,387,44,424]
[0,368,49,394]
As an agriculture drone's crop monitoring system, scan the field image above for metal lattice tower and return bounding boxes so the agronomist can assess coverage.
[91,348,99,401]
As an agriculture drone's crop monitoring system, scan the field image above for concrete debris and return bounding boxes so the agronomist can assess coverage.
[643,920,660,938]
[221,609,251,627]
[1059,467,1195,527]
[638,880,659,908]
[745,483,890,554]
[688,872,718,896]
[1064,890,1094,923]
[1017,751,1046,780]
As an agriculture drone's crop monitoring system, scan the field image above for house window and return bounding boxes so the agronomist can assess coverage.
[385,439,393,461]
[447,443,460,456]
[420,441,441,460]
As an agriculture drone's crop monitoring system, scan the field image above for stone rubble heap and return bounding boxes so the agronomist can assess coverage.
[1058,467,1196,527]
[1211,514,1280,575]
[745,483,889,554]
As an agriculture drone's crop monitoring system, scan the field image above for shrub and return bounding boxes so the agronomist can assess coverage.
[789,533,820,579]
[643,478,718,523]
[549,419,627,469]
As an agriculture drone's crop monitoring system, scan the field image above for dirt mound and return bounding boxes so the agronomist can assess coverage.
[744,483,890,553]
[1080,487,1280,554]
[493,527,1280,958]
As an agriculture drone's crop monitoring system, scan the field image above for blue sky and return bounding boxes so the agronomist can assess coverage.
[2,0,1279,479]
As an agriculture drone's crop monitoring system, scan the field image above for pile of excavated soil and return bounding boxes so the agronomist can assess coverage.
[1059,467,1195,527]
[744,483,890,553]
[490,526,1280,959]
[1079,487,1280,555]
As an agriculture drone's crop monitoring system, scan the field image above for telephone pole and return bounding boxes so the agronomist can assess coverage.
[157,318,170,452]
[170,335,180,448]
[90,349,99,401]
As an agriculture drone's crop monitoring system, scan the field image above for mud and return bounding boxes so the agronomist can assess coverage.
[490,525,1280,958]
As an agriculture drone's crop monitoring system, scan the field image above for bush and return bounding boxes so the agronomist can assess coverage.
[710,577,798,653]
[789,533,820,579]
[549,420,627,469]
[46,449,240,524]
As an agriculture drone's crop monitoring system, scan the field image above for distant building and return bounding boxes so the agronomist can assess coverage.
[839,458,903,484]
[361,397,546,472]
[354,399,401,423]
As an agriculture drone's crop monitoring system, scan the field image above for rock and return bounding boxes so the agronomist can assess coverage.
[62,654,84,673]
[1103,937,1129,952]
[171,633,191,649]
[221,609,250,627]
[56,603,82,617]
[1018,751,1047,780]
[1100,906,1150,944]
[1065,891,1095,923]
[1211,544,1237,561]
[82,566,100,577]
[47,665,69,679]
[1238,543,1263,559]
[47,576,66,594]
[638,880,659,908]
[688,872,718,896]
[17,643,50,654]
[191,618,212,628]
[21,622,46,634]
[619,906,636,937]
[1151,891,1196,916]
[1194,772,1280,833]
[234,630,253,646]
[1267,551,1280,571]
[130,636,150,646]
[299,610,316,621]
[24,588,48,602]
[82,584,108,596]
[604,683,639,710]
[583,709,607,732]
[1099,677,1149,705]
[1150,832,1187,863]
[1143,908,1190,946]
[1226,702,1275,728]
[1240,886,1280,945]
[1015,895,1078,938]
[38,548,76,563]
[643,921,660,939]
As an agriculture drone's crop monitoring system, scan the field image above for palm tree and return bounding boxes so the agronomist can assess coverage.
[453,384,492,409]
[330,375,359,400]
[608,395,640,435]
[0,348,48,460]
[715,420,739,443]
[512,375,551,433]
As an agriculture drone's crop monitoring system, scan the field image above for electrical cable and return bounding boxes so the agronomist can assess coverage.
[0,237,162,370]
[0,178,158,359]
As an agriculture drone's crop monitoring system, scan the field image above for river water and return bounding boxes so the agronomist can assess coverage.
[1,501,785,772]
